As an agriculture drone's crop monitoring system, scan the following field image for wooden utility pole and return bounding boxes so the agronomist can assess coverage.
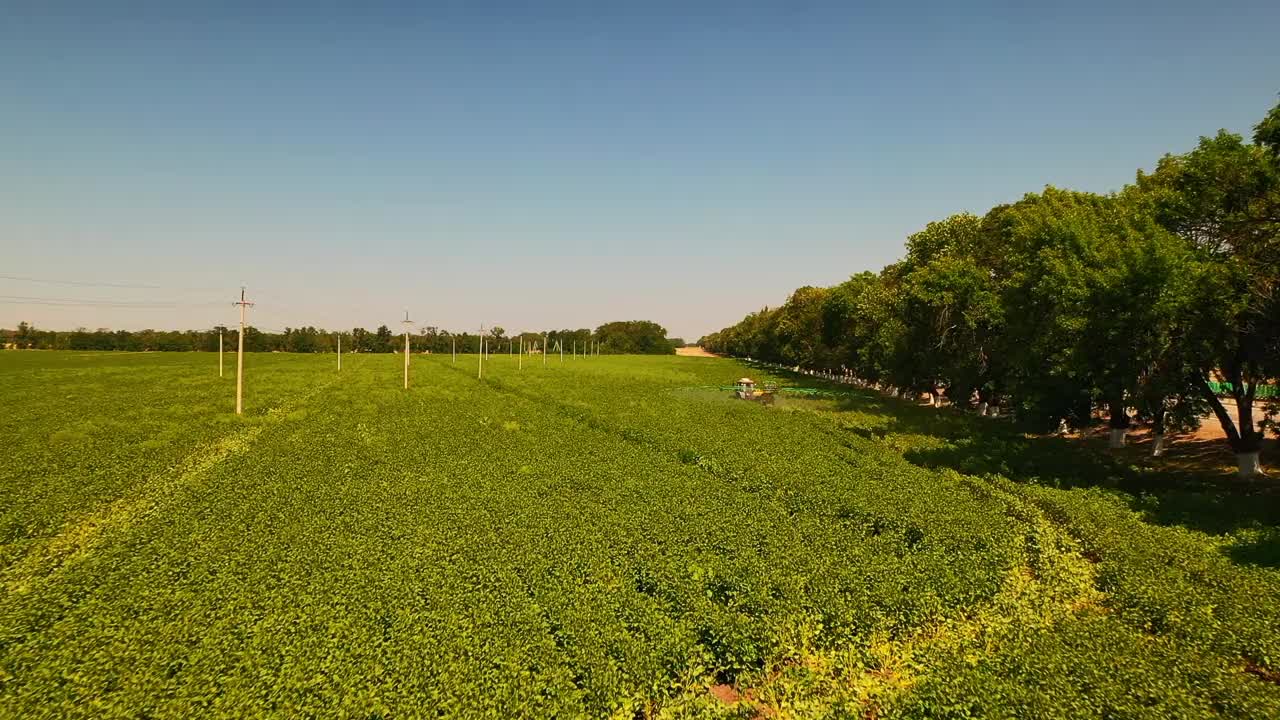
[452,336,456,364]
[560,340,563,363]
[219,330,223,377]
[543,333,548,368]
[478,324,484,379]
[233,288,253,415]
[337,333,342,371]
[519,335,523,370]
[402,311,413,389]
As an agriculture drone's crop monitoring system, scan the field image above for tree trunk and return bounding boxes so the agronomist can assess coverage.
[1195,374,1264,477]
[1108,400,1129,449]
[1234,378,1263,454]
[1236,451,1262,479]
[1151,406,1166,457]
[1197,376,1242,447]
[976,386,992,416]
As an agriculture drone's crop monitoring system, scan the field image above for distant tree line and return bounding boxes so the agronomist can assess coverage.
[701,99,1280,477]
[2,320,679,356]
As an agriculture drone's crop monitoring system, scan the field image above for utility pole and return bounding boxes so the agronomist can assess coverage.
[519,335,523,370]
[560,340,564,363]
[543,333,548,368]
[478,324,484,379]
[452,336,456,364]
[337,333,341,371]
[233,287,253,415]
[219,329,223,377]
[402,310,412,389]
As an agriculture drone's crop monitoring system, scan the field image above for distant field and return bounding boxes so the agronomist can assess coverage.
[2,352,1278,718]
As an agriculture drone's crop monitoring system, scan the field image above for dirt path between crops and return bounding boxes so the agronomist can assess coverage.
[676,346,720,358]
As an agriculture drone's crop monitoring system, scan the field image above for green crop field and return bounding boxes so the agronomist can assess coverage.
[2,351,1278,718]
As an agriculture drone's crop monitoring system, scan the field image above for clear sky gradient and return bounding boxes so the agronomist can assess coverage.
[3,1,1278,340]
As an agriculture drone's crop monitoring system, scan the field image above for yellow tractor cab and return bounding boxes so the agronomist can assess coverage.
[735,378,756,399]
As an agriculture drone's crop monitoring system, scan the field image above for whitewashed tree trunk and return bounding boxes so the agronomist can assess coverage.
[1236,451,1261,479]
[977,402,988,416]
[1151,434,1165,457]
[1108,429,1127,448]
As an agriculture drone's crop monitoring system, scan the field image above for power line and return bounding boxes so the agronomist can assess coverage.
[0,274,226,292]
[0,274,167,289]
[0,295,225,308]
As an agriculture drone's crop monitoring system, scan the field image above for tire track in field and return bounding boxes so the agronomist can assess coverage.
[462,369,1109,714]
[1,381,334,597]
[711,400,1109,714]
[710,471,1106,717]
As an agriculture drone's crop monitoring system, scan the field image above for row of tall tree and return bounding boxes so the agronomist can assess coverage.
[702,100,1280,477]
[3,320,679,356]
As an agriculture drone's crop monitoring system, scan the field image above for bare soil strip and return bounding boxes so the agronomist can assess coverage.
[675,346,720,358]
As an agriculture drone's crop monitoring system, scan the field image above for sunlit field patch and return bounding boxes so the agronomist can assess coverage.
[1,351,1277,718]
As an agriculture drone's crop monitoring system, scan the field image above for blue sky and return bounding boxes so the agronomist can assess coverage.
[2,1,1278,340]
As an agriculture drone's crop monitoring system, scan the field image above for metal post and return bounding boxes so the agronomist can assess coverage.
[233,288,253,415]
[402,311,412,389]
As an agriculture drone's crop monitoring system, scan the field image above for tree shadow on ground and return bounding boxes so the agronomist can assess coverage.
[816,387,1280,570]
[1224,529,1280,567]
